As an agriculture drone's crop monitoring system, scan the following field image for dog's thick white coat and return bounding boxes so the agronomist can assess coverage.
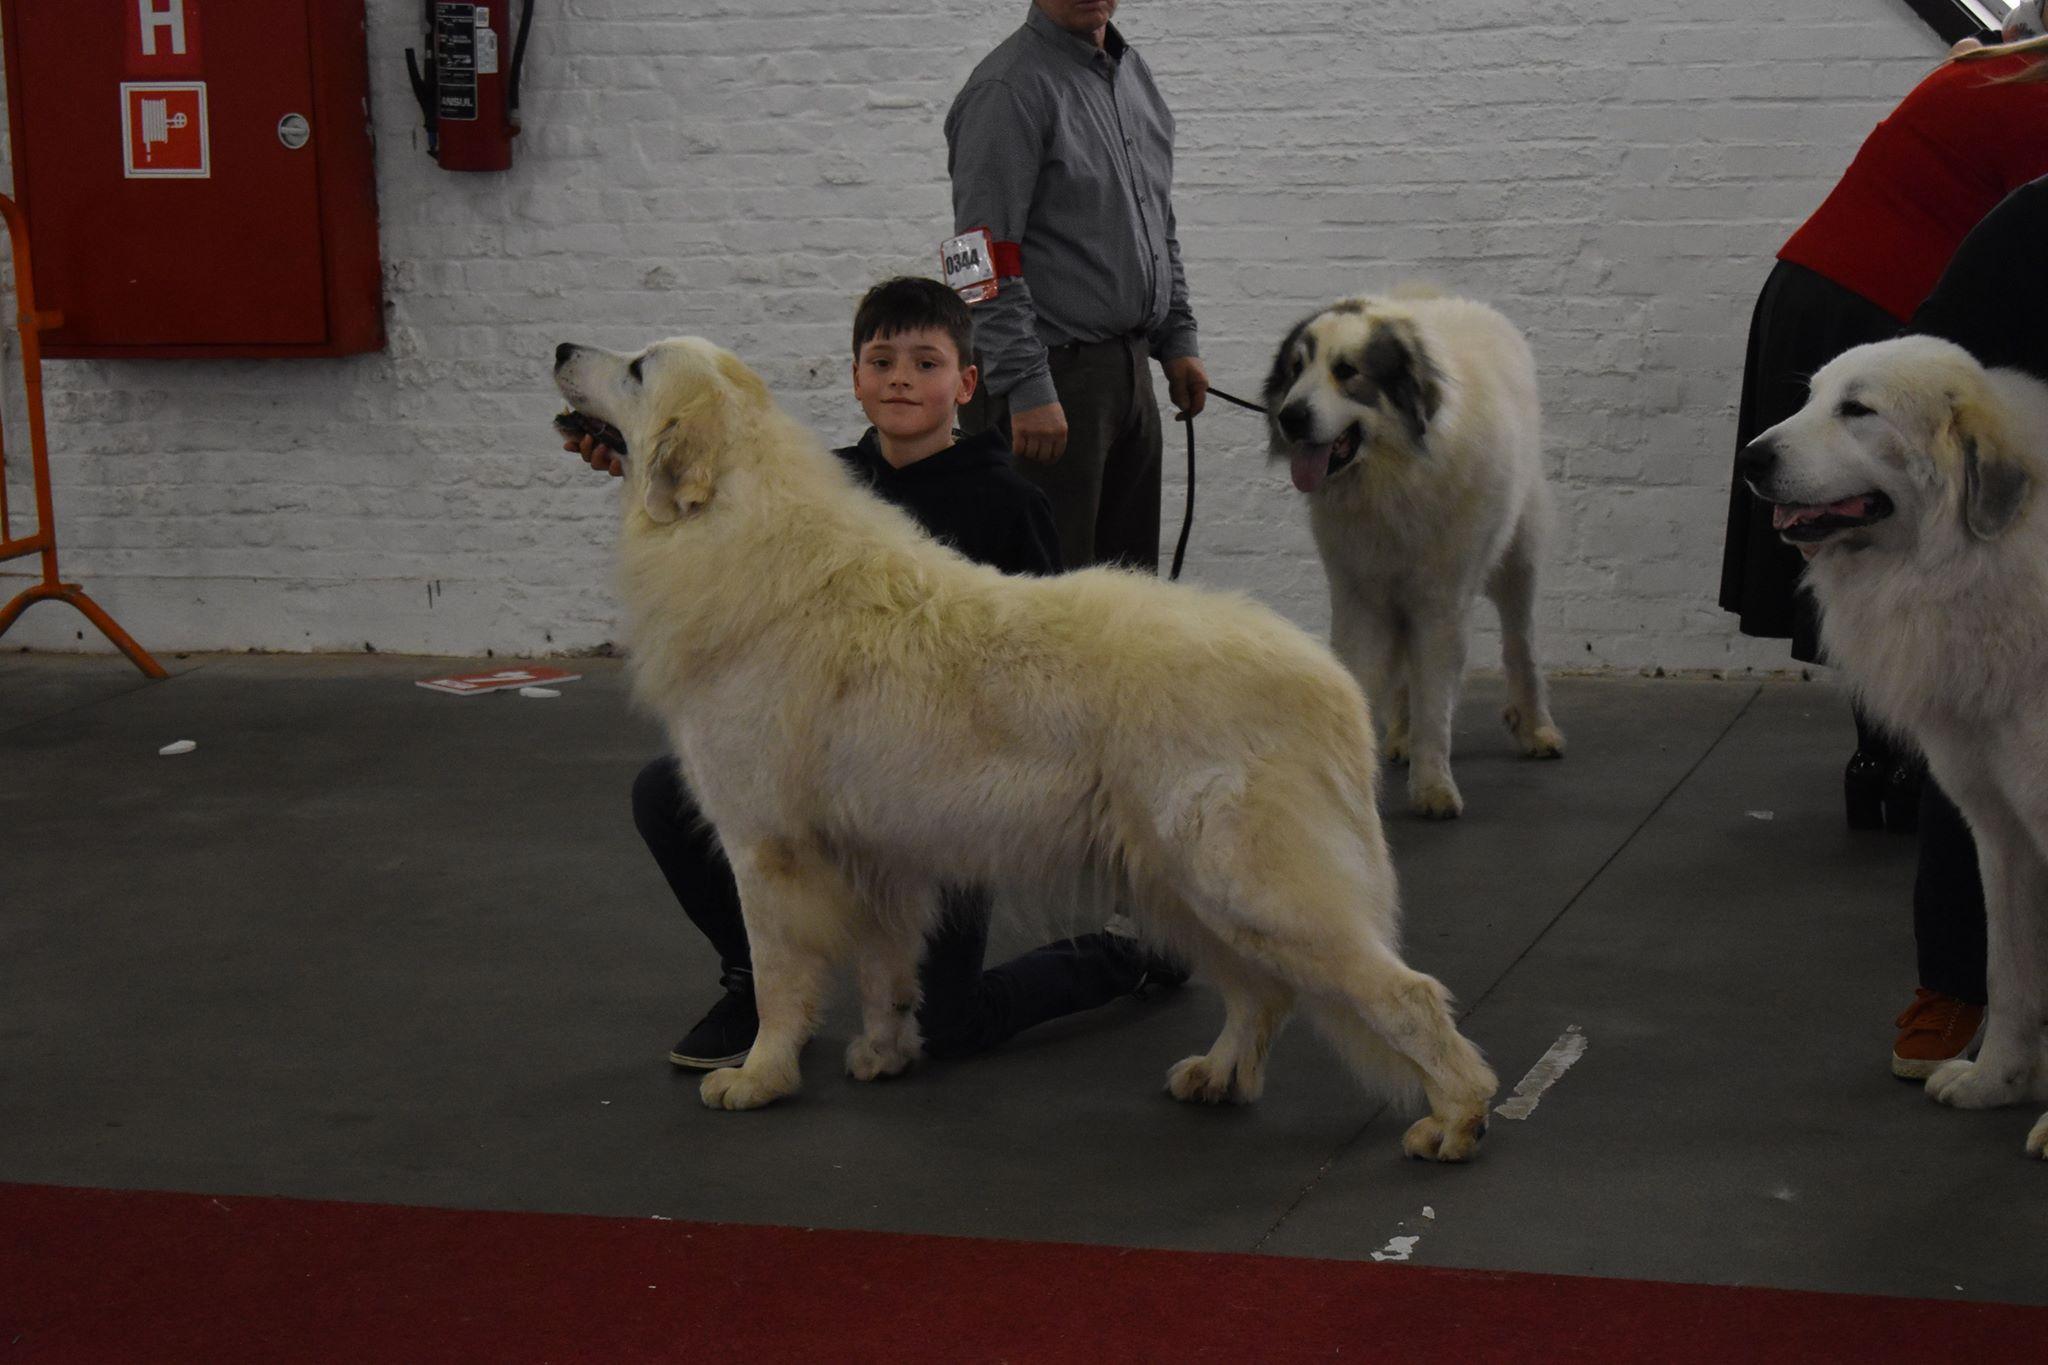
[1266,293,1563,819]
[554,337,1498,1159]
[1750,336,2048,1159]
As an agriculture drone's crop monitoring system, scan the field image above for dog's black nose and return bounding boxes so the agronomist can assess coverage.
[1276,402,1314,443]
[554,342,577,371]
[1736,436,1779,489]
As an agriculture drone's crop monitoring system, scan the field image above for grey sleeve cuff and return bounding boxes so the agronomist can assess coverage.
[1149,323,1200,364]
[969,273,1057,413]
[1002,368,1061,413]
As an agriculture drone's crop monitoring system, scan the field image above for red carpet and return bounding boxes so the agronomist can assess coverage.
[2,1181,2040,1362]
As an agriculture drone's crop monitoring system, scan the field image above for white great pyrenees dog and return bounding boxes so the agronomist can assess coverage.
[1264,291,1564,820]
[1741,334,2048,1160]
[552,336,1498,1160]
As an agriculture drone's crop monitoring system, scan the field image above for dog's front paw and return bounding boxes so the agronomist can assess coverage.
[845,1035,916,1082]
[1927,1057,2032,1109]
[1167,1054,1245,1105]
[700,1066,789,1111]
[1401,1111,1488,1163]
[2028,1111,2047,1159]
[1409,776,1463,820]
[1503,705,1565,759]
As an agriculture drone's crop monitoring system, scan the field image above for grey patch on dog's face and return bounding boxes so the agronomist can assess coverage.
[1327,299,1367,315]
[1262,313,1318,415]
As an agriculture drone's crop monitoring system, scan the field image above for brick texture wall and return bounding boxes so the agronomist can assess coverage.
[0,1,1948,669]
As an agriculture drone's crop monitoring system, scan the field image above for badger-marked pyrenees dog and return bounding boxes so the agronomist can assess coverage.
[552,336,1497,1160]
[1265,291,1564,819]
[1741,334,2048,1160]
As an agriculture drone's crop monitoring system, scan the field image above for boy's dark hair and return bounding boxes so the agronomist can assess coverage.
[852,276,975,365]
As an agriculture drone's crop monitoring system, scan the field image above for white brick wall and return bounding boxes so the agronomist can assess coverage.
[0,1,1949,669]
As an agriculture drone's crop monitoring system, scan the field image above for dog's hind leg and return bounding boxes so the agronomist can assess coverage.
[1185,808,1496,1158]
[1298,959,1497,1162]
[1165,933,1295,1105]
[699,838,851,1111]
[846,888,931,1083]
[1486,514,1564,759]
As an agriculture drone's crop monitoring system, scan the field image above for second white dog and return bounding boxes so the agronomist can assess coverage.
[1741,335,2048,1160]
[1265,290,1564,819]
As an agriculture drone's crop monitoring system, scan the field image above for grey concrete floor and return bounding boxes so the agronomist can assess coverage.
[4,652,2043,1305]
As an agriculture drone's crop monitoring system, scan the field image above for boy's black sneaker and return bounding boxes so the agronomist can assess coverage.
[668,969,758,1070]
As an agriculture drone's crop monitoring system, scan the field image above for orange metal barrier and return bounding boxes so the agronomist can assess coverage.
[0,190,164,678]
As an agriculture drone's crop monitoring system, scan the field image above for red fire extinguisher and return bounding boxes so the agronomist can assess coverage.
[405,1,534,171]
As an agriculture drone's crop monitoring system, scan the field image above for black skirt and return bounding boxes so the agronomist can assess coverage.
[1717,260,1899,663]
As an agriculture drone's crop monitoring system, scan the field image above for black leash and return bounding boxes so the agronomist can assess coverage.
[1168,385,1268,581]
[1206,385,1269,415]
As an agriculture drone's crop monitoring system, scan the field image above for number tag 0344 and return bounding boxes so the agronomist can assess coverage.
[941,228,998,304]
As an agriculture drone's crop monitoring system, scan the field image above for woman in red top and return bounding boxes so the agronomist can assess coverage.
[1718,41,2048,822]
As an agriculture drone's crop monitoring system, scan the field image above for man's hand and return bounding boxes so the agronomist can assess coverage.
[1010,401,1069,463]
[1163,355,1209,419]
[565,432,625,477]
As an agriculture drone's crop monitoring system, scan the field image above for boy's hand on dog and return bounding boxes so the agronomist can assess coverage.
[1010,401,1069,463]
[565,432,625,477]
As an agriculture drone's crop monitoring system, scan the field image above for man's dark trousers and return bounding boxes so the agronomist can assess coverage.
[963,334,1163,573]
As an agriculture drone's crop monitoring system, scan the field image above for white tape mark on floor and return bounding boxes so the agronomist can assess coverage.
[1493,1024,1588,1121]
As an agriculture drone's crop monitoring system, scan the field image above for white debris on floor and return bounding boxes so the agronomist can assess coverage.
[158,740,197,756]
[1370,1234,1421,1263]
[519,686,561,698]
[1746,810,1775,821]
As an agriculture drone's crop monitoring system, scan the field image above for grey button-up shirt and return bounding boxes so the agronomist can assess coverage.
[945,7,1199,412]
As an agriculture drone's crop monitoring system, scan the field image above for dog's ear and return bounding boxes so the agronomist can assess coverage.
[636,352,769,522]
[1361,319,1442,448]
[1943,391,2034,541]
[640,417,718,522]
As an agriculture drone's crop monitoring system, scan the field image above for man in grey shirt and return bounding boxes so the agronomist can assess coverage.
[946,0,1209,572]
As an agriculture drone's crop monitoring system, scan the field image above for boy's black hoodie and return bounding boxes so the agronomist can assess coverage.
[833,427,1062,577]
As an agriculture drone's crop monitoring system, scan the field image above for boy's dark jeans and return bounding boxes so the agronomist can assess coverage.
[630,756,1144,1058]
[1915,780,1988,1005]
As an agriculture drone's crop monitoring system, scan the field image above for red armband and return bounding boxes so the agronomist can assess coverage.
[942,227,1024,304]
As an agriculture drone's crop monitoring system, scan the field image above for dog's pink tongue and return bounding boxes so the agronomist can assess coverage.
[1291,449,1330,493]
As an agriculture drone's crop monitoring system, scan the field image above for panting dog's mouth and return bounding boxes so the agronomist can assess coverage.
[554,408,628,454]
[1769,491,1894,544]
[1288,424,1363,494]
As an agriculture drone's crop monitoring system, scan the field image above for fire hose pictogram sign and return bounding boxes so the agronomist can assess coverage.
[120,81,208,178]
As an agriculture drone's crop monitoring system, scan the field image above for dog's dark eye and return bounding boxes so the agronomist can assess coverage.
[628,357,645,382]
[1330,360,1358,382]
[1837,399,1873,419]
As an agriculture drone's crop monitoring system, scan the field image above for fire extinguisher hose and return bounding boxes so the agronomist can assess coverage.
[509,0,537,116]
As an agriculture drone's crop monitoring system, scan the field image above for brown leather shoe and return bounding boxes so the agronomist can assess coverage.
[1891,988,1985,1080]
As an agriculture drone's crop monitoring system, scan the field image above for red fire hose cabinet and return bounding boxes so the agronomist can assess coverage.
[0,0,383,358]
